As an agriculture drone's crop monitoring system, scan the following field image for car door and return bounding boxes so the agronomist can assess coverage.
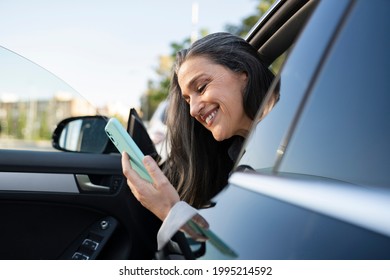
[197,0,390,260]
[0,46,160,260]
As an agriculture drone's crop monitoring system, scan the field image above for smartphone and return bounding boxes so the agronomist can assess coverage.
[187,220,238,258]
[104,117,153,183]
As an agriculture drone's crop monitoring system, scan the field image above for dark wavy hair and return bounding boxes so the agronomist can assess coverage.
[163,32,274,208]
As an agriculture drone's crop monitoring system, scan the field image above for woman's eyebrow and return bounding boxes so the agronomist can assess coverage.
[186,73,206,89]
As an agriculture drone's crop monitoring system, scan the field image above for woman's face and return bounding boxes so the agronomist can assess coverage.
[177,56,251,141]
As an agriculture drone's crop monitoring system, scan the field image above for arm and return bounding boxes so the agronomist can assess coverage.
[121,152,209,246]
[122,152,179,221]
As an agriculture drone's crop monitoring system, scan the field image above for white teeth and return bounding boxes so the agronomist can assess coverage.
[205,111,217,125]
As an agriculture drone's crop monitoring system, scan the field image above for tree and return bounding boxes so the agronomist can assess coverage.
[140,0,276,119]
[140,37,191,120]
[225,0,276,37]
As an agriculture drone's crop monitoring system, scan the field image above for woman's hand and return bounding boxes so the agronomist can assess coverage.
[121,152,180,221]
[122,152,210,243]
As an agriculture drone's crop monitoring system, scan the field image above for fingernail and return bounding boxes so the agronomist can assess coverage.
[143,155,153,166]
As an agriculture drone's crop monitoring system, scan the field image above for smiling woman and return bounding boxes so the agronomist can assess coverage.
[0,0,389,266]
[164,32,275,207]
[121,32,275,251]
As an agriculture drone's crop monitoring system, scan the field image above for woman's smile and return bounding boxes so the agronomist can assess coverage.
[201,107,219,126]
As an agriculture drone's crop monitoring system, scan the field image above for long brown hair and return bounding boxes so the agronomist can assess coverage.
[163,32,274,208]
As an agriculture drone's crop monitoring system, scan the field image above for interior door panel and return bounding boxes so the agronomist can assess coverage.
[0,150,160,260]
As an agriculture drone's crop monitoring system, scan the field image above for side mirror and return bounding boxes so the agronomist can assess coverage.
[52,116,111,153]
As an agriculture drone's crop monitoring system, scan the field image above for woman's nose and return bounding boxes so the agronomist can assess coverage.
[189,96,204,117]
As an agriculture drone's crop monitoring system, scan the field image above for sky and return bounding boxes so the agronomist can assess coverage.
[0,0,258,110]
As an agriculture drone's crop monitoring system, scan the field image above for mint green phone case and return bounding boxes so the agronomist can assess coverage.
[105,117,153,183]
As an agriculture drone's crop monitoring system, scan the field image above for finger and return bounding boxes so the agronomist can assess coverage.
[121,152,131,173]
[122,152,149,194]
[122,152,143,181]
[122,152,137,182]
[121,152,136,191]
[142,155,169,189]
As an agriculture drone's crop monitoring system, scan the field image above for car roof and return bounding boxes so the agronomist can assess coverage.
[246,0,318,66]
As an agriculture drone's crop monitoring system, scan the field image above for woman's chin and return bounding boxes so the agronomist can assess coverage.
[211,129,229,142]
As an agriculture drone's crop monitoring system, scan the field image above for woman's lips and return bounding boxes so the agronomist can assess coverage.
[202,107,219,126]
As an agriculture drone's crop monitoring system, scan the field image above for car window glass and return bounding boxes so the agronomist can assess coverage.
[236,0,350,172]
[0,47,98,151]
[278,1,390,187]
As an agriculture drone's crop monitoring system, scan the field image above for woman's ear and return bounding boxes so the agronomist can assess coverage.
[240,71,249,94]
[259,90,279,122]
[241,71,249,80]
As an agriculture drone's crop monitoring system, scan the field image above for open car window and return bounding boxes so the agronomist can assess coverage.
[236,0,349,173]
[0,46,99,151]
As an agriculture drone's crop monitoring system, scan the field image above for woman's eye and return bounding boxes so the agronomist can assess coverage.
[197,84,206,93]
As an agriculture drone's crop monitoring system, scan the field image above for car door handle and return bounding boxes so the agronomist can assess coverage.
[75,174,110,193]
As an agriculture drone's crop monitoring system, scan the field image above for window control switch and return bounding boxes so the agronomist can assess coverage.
[72,252,89,260]
[81,239,99,251]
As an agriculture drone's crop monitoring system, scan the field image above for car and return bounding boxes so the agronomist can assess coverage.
[155,0,390,260]
[192,0,390,260]
[1,0,389,261]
